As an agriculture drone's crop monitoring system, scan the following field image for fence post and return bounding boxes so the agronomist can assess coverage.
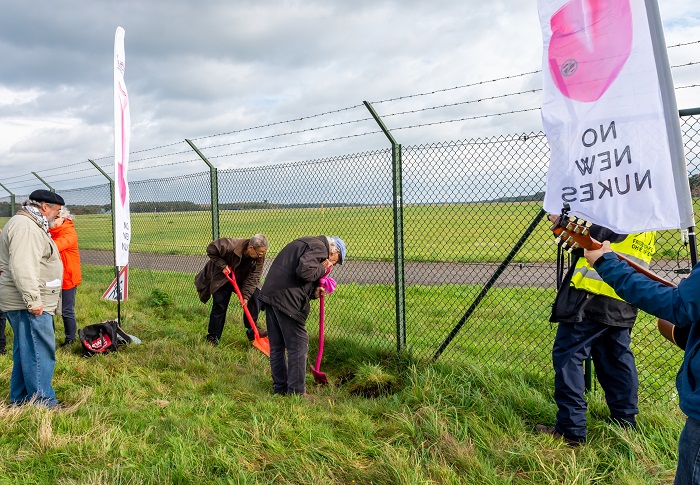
[0,182,16,215]
[186,139,219,241]
[31,172,55,192]
[363,101,406,352]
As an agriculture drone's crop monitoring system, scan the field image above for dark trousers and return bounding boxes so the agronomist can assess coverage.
[266,305,308,395]
[552,319,639,442]
[207,285,260,340]
[60,287,78,341]
[0,310,6,350]
[676,416,700,485]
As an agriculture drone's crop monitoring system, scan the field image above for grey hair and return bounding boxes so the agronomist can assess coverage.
[249,234,269,250]
[58,207,74,221]
[326,236,338,252]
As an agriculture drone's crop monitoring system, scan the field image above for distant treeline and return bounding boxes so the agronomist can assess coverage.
[2,182,697,217]
[490,191,545,203]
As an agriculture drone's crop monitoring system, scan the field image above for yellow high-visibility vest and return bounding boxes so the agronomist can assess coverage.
[570,232,656,301]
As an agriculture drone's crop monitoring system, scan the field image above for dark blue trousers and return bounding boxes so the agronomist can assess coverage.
[0,310,6,351]
[676,416,700,484]
[552,319,639,442]
[60,286,78,341]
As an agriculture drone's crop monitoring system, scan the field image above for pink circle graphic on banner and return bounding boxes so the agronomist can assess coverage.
[548,0,633,102]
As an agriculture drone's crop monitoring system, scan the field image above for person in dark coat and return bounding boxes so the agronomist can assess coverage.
[195,234,268,345]
[259,235,347,395]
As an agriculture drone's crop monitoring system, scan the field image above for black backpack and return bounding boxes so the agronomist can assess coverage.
[78,320,131,357]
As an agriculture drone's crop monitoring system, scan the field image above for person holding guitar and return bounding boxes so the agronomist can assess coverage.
[585,240,700,484]
[536,214,656,445]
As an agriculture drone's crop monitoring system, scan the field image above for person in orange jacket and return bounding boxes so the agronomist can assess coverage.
[49,207,82,347]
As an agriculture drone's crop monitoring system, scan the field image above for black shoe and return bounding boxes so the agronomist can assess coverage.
[535,424,583,447]
[206,335,219,346]
[60,339,76,348]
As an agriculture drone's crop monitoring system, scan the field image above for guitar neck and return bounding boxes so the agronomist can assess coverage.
[612,252,677,288]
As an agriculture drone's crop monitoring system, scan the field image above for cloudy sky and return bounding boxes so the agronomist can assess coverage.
[1,0,699,193]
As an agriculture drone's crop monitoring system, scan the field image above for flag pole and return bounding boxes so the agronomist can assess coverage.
[644,0,697,264]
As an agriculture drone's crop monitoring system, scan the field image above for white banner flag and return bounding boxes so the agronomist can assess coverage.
[538,0,692,233]
[114,26,131,266]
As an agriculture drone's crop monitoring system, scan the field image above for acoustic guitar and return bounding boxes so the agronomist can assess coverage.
[550,208,688,350]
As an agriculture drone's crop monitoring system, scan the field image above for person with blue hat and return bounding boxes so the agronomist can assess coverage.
[259,235,346,395]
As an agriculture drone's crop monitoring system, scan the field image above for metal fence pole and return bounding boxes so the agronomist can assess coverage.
[0,182,15,215]
[363,101,406,352]
[186,139,219,241]
[31,172,55,192]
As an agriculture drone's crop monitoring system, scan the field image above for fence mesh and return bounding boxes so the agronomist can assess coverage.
[2,113,698,402]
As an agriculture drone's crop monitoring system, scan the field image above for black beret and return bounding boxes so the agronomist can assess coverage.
[29,189,65,206]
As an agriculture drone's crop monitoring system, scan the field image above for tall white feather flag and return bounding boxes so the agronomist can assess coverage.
[114,26,131,266]
[538,0,694,232]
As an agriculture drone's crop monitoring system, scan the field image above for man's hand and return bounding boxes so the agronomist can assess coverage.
[322,259,333,270]
[314,286,327,299]
[28,305,43,316]
[223,266,231,275]
[584,240,613,266]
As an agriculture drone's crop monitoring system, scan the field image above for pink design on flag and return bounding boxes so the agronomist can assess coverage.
[548,0,632,102]
[117,82,128,206]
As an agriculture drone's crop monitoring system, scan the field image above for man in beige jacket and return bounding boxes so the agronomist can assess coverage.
[0,189,64,407]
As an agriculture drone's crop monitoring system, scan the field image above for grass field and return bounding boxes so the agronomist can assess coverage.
[2,201,689,262]
[0,265,686,483]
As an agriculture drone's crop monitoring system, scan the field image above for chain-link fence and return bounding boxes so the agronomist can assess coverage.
[1,111,698,402]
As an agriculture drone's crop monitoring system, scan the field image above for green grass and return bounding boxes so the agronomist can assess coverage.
[0,265,685,483]
[2,201,693,263]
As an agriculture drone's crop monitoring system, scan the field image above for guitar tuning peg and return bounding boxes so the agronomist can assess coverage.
[566,246,574,253]
[576,218,584,225]
[568,215,576,222]
[585,221,592,228]
[554,236,561,244]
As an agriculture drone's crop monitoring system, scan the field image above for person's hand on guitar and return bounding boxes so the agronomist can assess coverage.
[584,240,612,267]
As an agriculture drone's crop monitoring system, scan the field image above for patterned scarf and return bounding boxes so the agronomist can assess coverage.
[19,205,49,235]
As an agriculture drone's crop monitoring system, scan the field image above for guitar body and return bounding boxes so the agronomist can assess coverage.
[658,319,689,351]
[551,206,684,350]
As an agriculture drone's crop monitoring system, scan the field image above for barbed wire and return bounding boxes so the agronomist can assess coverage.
[392,108,542,132]
[5,38,699,186]
[668,40,700,48]
[33,173,110,185]
[192,104,365,142]
[41,166,102,178]
[205,130,382,160]
[130,159,202,172]
[76,39,700,167]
